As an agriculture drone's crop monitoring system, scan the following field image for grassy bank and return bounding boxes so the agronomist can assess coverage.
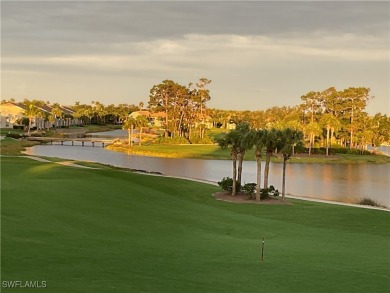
[107,144,390,164]
[0,137,39,156]
[2,156,389,292]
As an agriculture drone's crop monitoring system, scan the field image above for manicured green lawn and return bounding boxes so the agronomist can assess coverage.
[2,157,389,292]
[108,144,232,160]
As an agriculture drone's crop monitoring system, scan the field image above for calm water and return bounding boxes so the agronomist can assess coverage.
[24,144,390,207]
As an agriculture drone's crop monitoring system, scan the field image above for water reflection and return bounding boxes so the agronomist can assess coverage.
[24,145,390,207]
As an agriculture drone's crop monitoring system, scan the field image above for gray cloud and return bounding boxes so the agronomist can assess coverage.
[3,2,388,42]
[1,1,389,113]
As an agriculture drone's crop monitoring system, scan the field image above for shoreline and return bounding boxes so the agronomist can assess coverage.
[106,144,390,164]
[133,167,389,212]
[10,154,390,211]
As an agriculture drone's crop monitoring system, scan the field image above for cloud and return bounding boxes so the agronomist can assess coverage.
[1,1,388,114]
[3,33,387,76]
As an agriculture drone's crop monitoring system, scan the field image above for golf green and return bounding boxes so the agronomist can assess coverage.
[1,157,389,292]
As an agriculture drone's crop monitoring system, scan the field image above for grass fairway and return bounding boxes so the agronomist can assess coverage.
[2,157,389,292]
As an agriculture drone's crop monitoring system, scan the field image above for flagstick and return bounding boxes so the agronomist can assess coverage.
[261,238,265,261]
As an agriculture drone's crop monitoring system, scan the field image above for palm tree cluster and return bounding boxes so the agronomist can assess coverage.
[218,123,303,202]
[122,115,149,147]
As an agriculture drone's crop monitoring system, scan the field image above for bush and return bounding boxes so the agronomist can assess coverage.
[218,177,241,193]
[268,185,280,196]
[242,183,257,199]
[5,133,22,139]
[358,197,384,207]
[260,185,280,200]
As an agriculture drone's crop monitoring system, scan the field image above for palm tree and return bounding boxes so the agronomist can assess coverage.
[278,128,304,201]
[135,115,149,146]
[248,129,266,201]
[123,117,137,147]
[235,122,252,185]
[263,128,279,189]
[51,105,64,127]
[24,103,41,134]
[218,130,240,196]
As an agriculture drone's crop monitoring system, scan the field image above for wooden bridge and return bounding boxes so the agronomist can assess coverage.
[26,137,114,147]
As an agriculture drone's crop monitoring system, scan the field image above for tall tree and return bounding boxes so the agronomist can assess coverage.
[305,122,321,155]
[149,80,176,138]
[193,78,211,139]
[123,117,137,147]
[218,130,241,196]
[301,91,322,154]
[235,122,252,185]
[278,128,304,201]
[320,114,340,156]
[249,129,266,201]
[51,104,64,127]
[263,128,279,189]
[24,102,41,134]
[135,115,149,146]
[341,87,372,149]
[370,114,390,152]
[92,101,107,124]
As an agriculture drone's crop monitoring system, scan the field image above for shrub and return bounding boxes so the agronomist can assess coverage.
[358,197,384,208]
[242,183,257,199]
[260,186,280,200]
[268,185,280,196]
[5,133,22,139]
[218,177,241,193]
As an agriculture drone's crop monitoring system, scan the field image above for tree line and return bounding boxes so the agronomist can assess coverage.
[209,87,389,154]
[2,84,389,152]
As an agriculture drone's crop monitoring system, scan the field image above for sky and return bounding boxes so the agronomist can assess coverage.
[1,1,389,115]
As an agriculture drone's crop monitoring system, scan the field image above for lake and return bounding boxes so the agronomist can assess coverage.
[24,144,390,207]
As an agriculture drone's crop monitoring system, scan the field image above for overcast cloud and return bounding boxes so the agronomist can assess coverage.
[1,1,389,114]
